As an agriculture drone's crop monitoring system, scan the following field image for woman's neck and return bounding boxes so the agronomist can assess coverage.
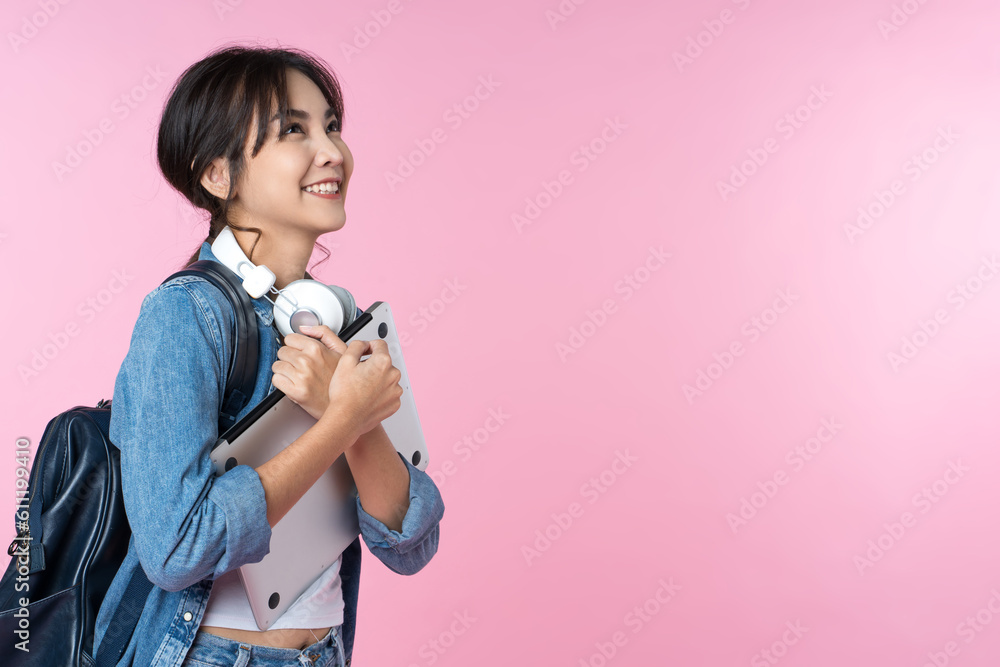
[230,228,319,291]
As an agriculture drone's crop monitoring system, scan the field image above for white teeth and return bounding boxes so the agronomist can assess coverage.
[304,182,339,194]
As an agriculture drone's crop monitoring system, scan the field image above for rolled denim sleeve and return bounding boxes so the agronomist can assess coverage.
[356,453,445,575]
[110,282,272,592]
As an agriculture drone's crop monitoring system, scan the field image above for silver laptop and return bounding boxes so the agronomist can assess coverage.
[210,301,429,630]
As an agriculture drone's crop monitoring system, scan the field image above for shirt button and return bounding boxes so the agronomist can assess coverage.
[183,611,193,622]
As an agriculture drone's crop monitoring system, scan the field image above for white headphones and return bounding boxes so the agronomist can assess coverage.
[210,226,357,337]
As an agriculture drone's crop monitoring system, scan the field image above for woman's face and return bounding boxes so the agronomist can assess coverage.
[229,68,353,239]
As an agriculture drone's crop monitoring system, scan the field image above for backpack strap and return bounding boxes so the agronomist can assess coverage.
[95,260,260,667]
[172,260,261,432]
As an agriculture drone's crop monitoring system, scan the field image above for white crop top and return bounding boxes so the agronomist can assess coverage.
[201,555,344,630]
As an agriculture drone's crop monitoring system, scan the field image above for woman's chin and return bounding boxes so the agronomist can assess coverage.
[319,215,347,234]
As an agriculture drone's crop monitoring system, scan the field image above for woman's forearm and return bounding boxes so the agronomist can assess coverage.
[254,408,360,528]
[344,424,411,532]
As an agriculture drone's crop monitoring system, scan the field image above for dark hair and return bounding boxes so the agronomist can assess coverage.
[157,44,346,270]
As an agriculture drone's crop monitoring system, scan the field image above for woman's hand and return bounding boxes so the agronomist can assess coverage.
[327,339,403,439]
[270,324,346,420]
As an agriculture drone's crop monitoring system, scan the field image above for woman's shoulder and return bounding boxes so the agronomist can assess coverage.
[139,270,241,324]
[130,272,241,358]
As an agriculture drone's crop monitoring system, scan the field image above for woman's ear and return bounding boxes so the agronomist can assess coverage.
[199,157,233,200]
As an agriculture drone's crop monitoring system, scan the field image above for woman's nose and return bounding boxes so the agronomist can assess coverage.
[315,137,344,166]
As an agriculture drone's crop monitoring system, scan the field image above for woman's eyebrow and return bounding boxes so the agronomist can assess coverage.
[270,107,337,122]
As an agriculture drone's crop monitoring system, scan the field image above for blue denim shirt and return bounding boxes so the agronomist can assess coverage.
[92,241,444,666]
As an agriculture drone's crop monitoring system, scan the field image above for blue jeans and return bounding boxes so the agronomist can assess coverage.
[181,625,346,666]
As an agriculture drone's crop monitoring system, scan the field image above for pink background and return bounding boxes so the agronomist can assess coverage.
[4,0,1000,665]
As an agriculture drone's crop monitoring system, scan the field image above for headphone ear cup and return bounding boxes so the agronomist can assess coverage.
[272,280,355,337]
[326,284,357,328]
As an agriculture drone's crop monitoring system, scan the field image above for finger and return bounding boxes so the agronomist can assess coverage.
[367,339,394,365]
[280,331,314,350]
[280,332,328,361]
[368,338,391,356]
[270,372,291,394]
[300,324,348,354]
[338,338,372,367]
[275,346,314,374]
[271,359,300,382]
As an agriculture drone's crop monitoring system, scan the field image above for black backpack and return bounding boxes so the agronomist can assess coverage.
[0,260,260,666]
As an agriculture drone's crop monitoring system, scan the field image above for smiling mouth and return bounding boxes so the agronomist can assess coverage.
[303,182,340,195]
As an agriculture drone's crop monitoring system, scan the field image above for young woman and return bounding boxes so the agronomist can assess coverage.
[92,45,445,667]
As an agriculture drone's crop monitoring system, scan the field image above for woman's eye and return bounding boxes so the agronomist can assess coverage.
[280,121,340,135]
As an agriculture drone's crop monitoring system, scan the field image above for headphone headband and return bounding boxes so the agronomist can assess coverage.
[211,227,276,298]
[210,226,356,336]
